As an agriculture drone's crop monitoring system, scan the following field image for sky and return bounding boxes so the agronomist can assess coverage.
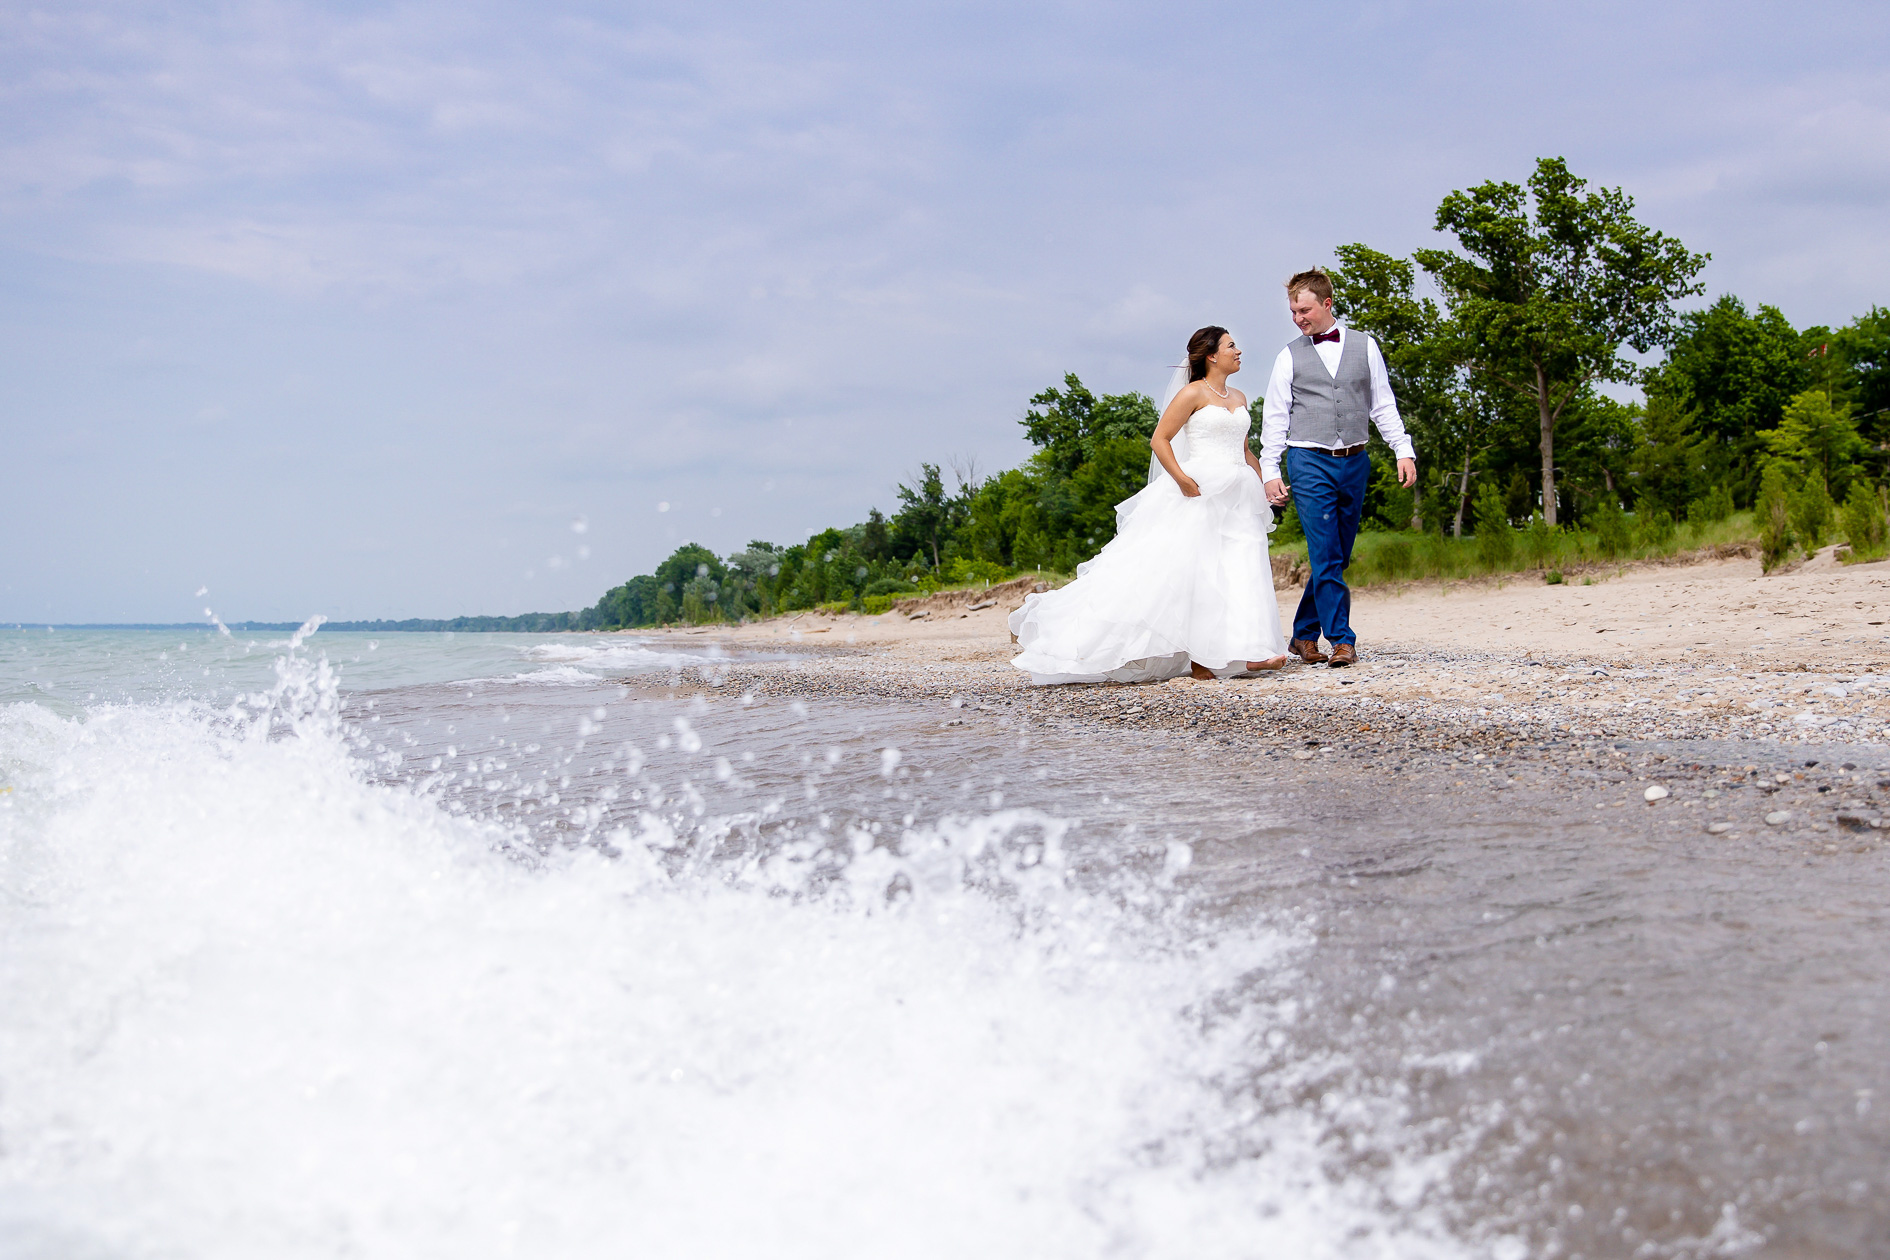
[4,0,1888,623]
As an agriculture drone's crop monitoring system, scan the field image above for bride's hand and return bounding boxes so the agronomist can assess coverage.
[1177,475,1202,498]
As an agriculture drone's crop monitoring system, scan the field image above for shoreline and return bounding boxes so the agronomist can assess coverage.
[631,552,1890,845]
[641,551,1890,745]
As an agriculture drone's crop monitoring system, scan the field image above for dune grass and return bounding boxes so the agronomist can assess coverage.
[1269,511,1759,589]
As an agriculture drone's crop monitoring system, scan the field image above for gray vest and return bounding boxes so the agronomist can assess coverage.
[1287,331,1375,448]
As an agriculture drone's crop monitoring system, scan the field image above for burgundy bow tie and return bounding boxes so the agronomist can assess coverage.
[1311,329,1340,345]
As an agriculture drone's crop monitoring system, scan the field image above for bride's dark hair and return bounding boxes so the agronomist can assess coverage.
[1187,326,1230,381]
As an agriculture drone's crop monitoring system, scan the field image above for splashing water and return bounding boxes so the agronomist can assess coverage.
[0,634,1482,1258]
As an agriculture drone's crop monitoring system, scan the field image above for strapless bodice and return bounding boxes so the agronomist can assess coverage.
[1183,404,1252,466]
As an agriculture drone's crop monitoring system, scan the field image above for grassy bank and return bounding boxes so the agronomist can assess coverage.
[1269,511,1761,588]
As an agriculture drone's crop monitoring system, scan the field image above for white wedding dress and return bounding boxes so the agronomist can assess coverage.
[1009,403,1287,685]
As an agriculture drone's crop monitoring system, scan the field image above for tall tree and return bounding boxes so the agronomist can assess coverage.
[1629,394,1713,516]
[1763,390,1864,494]
[1413,157,1708,525]
[893,463,953,569]
[1331,243,1528,532]
[1833,307,1890,440]
[1646,296,1810,446]
[1330,244,1456,529]
[1021,375,1160,477]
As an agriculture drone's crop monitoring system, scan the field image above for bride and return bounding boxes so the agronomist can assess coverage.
[1009,325,1288,685]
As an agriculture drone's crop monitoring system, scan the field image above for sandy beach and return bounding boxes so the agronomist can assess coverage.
[637,550,1890,845]
[647,549,1890,738]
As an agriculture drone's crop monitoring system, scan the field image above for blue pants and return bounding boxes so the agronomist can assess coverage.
[1285,446,1370,647]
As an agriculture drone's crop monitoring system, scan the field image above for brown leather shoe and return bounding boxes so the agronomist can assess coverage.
[1288,638,1329,664]
[1328,643,1357,667]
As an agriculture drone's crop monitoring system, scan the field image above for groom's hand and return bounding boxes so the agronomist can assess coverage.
[1397,458,1418,488]
[1263,478,1290,506]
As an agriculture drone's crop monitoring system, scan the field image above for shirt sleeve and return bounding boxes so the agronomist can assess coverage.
[1365,336,1416,462]
[1259,347,1295,482]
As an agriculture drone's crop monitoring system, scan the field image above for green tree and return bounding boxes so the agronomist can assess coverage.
[1586,493,1632,559]
[1832,307,1890,442]
[590,573,665,628]
[725,541,785,617]
[1762,389,1864,494]
[1629,393,1712,516]
[1647,296,1810,445]
[652,544,728,623]
[858,509,891,564]
[1414,156,1708,525]
[1021,375,1160,477]
[1066,435,1156,562]
[1841,480,1888,559]
[892,464,956,569]
[1687,485,1734,526]
[1756,464,1797,572]
[1330,244,1459,529]
[1472,481,1514,567]
[1549,391,1639,519]
[1789,474,1836,553]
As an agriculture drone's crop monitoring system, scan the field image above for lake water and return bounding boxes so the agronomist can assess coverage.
[2,626,1885,1258]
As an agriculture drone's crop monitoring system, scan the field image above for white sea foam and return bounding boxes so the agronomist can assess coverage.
[499,664,604,684]
[519,640,721,672]
[0,654,1477,1259]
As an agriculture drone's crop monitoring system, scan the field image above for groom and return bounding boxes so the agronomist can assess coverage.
[1259,268,1418,667]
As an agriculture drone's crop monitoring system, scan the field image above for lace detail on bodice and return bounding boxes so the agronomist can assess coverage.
[1184,404,1252,466]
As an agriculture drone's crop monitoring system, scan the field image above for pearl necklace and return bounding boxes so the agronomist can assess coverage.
[1205,380,1231,399]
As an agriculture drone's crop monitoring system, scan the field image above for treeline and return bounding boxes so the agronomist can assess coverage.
[528,155,1890,630]
[1327,157,1888,560]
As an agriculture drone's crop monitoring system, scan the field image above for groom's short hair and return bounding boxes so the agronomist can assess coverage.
[1285,269,1334,304]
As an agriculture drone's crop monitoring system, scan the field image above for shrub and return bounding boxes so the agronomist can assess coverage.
[1374,481,1416,532]
[1274,500,1304,542]
[862,577,918,597]
[1588,496,1632,559]
[942,556,1011,585]
[1419,529,1453,579]
[817,600,852,615]
[1472,482,1514,568]
[1789,473,1836,551]
[1522,512,1557,569]
[1373,536,1414,582]
[1841,480,1888,559]
[1686,485,1734,526]
[862,594,896,615]
[1545,570,1564,585]
[1637,508,1676,548]
[1757,464,1797,573]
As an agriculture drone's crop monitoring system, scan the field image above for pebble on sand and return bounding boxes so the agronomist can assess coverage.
[1765,810,1792,826]
[1644,785,1670,802]
[1706,822,1734,834]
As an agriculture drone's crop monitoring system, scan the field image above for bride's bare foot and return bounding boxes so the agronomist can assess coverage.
[1245,656,1287,672]
[1189,661,1217,681]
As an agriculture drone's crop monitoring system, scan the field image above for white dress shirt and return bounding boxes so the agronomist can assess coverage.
[1258,325,1416,482]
